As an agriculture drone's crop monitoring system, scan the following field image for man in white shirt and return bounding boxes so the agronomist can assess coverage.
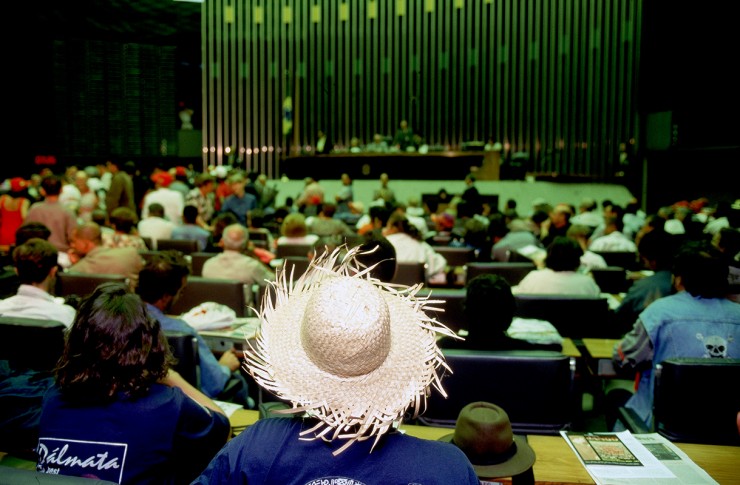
[0,239,76,327]
[141,171,185,225]
[138,202,177,250]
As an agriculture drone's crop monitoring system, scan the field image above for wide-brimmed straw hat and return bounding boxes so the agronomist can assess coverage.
[439,402,536,478]
[245,246,457,454]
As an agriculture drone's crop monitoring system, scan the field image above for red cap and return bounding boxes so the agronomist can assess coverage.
[175,166,187,177]
[151,171,174,187]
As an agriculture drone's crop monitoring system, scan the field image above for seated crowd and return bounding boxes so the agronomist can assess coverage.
[0,165,738,482]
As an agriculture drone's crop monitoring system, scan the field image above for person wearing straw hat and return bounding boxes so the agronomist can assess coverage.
[194,247,479,484]
[439,402,536,482]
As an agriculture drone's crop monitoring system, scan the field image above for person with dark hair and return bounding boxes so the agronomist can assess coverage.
[137,251,252,407]
[103,206,148,250]
[539,203,573,248]
[357,203,393,236]
[384,212,447,281]
[438,274,562,351]
[36,282,229,483]
[185,172,216,227]
[104,159,136,217]
[612,240,740,430]
[513,236,601,295]
[613,230,678,331]
[355,234,397,282]
[0,238,76,326]
[24,175,78,253]
[171,205,211,251]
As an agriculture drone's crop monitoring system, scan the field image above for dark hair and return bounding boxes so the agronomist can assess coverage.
[386,212,421,240]
[137,250,190,304]
[110,207,139,234]
[16,222,51,245]
[41,175,62,196]
[91,209,109,227]
[56,282,174,403]
[148,202,166,217]
[463,274,516,335]
[672,240,728,298]
[545,236,583,271]
[356,235,397,282]
[638,230,677,270]
[182,205,199,224]
[12,238,58,285]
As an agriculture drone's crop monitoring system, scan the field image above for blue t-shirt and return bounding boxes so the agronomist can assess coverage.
[194,417,479,485]
[37,384,229,484]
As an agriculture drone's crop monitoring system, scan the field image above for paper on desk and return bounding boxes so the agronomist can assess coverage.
[560,431,718,484]
[213,400,243,418]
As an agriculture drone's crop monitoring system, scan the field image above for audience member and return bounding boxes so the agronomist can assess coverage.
[137,251,252,407]
[438,274,563,351]
[0,238,76,327]
[37,282,229,483]
[365,133,389,153]
[104,159,136,217]
[588,214,637,252]
[276,212,320,247]
[334,173,354,215]
[0,177,30,246]
[569,197,602,228]
[24,175,77,253]
[540,203,573,248]
[566,224,608,272]
[169,166,191,199]
[491,218,542,262]
[383,212,447,282]
[611,240,740,430]
[613,230,678,331]
[202,223,275,286]
[137,202,176,250]
[73,170,99,223]
[255,173,278,211]
[307,202,355,249]
[185,172,216,228]
[102,206,148,250]
[67,222,144,287]
[205,211,239,252]
[141,171,185,225]
[171,205,211,251]
[221,171,257,226]
[513,236,602,295]
[372,172,395,204]
[295,176,325,217]
[192,249,477,483]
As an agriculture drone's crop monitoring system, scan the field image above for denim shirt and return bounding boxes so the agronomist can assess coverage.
[615,291,740,426]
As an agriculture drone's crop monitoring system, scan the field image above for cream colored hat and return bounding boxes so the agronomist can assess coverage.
[245,246,457,454]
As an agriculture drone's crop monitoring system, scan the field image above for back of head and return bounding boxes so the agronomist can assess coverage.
[545,236,583,271]
[637,230,677,270]
[387,212,420,239]
[194,173,215,188]
[110,207,139,234]
[356,235,397,282]
[182,205,199,224]
[222,223,249,250]
[16,222,52,246]
[281,212,308,237]
[41,175,62,196]
[672,240,728,298]
[74,222,103,245]
[12,238,58,285]
[464,274,516,333]
[57,282,172,403]
[91,209,109,228]
[137,250,190,304]
[148,202,166,218]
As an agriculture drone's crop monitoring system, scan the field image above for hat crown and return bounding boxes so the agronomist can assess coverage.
[301,276,391,378]
[454,402,515,457]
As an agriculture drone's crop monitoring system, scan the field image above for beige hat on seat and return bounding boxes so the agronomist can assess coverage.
[245,246,457,454]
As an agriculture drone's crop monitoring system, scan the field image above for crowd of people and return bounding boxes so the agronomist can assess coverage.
[0,163,738,482]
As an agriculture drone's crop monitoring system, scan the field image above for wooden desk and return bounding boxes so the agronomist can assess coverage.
[582,338,619,376]
[228,410,740,484]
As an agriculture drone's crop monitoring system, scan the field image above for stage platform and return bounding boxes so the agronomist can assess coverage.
[269,178,634,215]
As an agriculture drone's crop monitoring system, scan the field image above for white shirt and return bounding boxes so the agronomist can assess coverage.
[513,268,602,296]
[588,231,637,252]
[137,217,177,248]
[141,188,185,225]
[580,251,608,272]
[385,232,447,278]
[0,284,76,327]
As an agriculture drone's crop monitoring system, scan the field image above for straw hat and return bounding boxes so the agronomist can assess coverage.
[439,402,536,478]
[245,246,457,454]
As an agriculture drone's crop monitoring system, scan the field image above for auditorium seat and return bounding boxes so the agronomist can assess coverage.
[0,316,66,372]
[417,349,577,435]
[190,252,220,276]
[419,288,467,334]
[592,251,639,271]
[169,276,249,317]
[55,272,129,299]
[391,262,427,287]
[464,262,536,286]
[165,331,200,389]
[156,239,199,255]
[275,242,316,259]
[513,294,615,338]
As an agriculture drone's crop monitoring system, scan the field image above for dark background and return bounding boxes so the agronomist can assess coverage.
[5,0,738,209]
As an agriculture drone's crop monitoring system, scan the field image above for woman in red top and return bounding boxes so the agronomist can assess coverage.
[0,177,31,246]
